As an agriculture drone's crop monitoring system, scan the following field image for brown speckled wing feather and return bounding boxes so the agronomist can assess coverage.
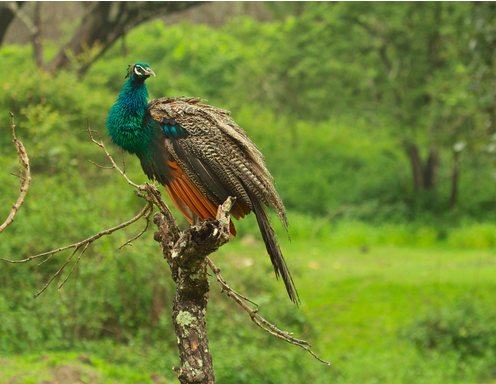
[147,97,298,303]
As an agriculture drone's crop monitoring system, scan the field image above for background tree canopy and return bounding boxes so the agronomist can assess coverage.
[1,2,496,384]
[2,1,496,220]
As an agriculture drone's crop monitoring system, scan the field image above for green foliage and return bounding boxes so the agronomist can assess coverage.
[0,45,112,178]
[446,222,496,248]
[403,297,496,359]
[82,5,496,220]
[3,4,496,383]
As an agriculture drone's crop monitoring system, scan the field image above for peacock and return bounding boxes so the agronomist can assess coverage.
[106,63,298,304]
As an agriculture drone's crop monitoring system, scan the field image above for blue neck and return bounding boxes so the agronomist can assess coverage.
[106,78,152,154]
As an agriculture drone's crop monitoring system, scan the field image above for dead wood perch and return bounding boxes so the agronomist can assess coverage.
[153,196,234,383]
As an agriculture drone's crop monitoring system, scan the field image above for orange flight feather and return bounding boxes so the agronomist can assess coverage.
[164,160,237,236]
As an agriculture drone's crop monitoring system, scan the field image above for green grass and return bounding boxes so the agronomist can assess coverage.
[296,245,496,351]
[4,239,494,383]
[215,241,496,383]
[0,350,175,383]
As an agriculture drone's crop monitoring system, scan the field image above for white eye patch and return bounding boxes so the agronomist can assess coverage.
[134,66,143,75]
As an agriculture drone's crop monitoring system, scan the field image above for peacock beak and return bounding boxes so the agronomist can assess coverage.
[145,68,156,77]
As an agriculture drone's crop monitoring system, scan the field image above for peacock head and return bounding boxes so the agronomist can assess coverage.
[126,62,156,82]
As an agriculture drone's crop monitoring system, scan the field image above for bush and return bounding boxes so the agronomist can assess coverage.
[402,297,496,359]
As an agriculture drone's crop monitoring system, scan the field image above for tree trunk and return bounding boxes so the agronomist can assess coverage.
[405,142,440,192]
[427,2,442,70]
[406,143,424,191]
[172,266,215,383]
[449,150,460,209]
[152,197,234,383]
[423,145,440,190]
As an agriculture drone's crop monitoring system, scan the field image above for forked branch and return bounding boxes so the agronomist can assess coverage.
[207,258,330,365]
[0,202,153,297]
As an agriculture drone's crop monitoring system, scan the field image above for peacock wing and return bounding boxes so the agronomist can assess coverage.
[147,97,288,228]
[147,97,298,303]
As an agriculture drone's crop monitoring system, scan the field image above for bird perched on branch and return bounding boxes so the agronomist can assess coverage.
[106,63,298,304]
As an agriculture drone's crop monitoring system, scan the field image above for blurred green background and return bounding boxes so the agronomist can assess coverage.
[1,2,496,383]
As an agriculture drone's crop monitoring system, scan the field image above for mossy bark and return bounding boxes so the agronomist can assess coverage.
[153,198,233,384]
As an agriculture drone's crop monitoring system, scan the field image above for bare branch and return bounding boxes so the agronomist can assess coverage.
[1,124,159,296]
[207,258,330,365]
[0,203,151,264]
[143,182,180,242]
[57,242,90,292]
[84,122,144,190]
[88,160,114,169]
[37,252,54,267]
[5,1,38,35]
[34,246,80,298]
[119,204,154,249]
[0,112,32,234]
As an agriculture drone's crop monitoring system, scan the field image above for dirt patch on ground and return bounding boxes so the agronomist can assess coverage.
[4,356,171,384]
[39,364,99,384]
[0,358,11,366]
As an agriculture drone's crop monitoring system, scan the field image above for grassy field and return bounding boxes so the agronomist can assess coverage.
[1,234,495,384]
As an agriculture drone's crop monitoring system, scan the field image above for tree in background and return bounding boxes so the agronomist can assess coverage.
[3,2,496,216]
[227,2,496,210]
[47,2,204,75]
[1,1,203,75]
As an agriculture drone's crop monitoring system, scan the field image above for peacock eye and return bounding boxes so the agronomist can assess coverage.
[134,66,143,75]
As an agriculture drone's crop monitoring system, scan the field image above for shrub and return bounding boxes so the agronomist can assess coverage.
[402,297,496,359]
